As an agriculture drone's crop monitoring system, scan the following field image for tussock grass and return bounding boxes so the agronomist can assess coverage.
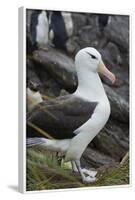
[26,147,129,191]
[26,147,83,191]
[91,152,129,187]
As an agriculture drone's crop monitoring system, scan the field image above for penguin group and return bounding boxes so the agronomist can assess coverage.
[27,10,73,53]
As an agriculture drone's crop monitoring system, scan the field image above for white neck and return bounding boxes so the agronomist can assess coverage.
[74,64,108,102]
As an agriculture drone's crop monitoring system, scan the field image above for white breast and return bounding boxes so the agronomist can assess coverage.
[61,12,73,37]
[36,11,49,45]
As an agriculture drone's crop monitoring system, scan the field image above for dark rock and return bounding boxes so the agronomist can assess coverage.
[66,14,99,54]
[72,13,88,35]
[34,65,61,97]
[27,58,42,91]
[104,15,129,67]
[114,83,129,103]
[100,41,129,78]
[77,25,100,49]
[81,147,116,168]
[105,15,129,53]
[66,37,80,55]
[100,42,129,102]
[104,84,129,123]
[100,42,122,68]
[92,119,129,161]
[32,48,78,93]
[86,14,98,27]
[27,57,61,97]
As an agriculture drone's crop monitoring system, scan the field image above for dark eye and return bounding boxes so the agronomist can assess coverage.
[91,54,96,59]
[86,52,97,59]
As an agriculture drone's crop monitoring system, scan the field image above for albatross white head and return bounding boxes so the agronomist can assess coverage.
[74,47,116,101]
[75,47,116,83]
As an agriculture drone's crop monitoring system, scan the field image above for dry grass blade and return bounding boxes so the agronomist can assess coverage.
[27,121,54,139]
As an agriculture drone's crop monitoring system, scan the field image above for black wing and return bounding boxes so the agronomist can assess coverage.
[27,95,97,139]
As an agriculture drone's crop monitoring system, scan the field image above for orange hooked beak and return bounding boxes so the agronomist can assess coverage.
[98,61,116,84]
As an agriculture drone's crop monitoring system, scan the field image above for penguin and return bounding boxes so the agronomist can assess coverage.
[30,10,49,50]
[61,12,73,38]
[98,14,111,34]
[49,11,73,50]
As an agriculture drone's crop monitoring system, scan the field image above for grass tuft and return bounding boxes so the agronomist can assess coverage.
[26,147,129,191]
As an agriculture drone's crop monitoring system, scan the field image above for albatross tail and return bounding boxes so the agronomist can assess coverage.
[26,137,71,153]
[26,138,46,147]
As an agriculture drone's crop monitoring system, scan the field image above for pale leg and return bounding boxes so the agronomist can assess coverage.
[74,160,96,183]
[71,161,78,172]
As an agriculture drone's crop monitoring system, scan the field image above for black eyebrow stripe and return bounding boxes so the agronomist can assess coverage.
[86,52,97,59]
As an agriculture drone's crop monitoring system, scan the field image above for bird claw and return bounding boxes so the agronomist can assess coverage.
[72,168,97,178]
[82,168,97,178]
[83,176,97,183]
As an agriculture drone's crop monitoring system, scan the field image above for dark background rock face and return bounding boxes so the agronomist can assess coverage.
[26,9,129,169]
[32,48,77,93]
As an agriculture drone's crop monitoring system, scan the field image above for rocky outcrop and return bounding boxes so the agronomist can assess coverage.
[104,84,129,123]
[27,58,42,91]
[27,57,61,97]
[32,48,77,93]
[81,147,116,168]
[92,119,129,161]
[104,16,129,54]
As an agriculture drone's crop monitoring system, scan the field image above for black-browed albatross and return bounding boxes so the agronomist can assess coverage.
[27,47,116,183]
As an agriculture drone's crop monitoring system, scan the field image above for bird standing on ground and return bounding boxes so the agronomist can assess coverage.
[27,47,116,183]
[49,11,73,50]
[30,10,49,50]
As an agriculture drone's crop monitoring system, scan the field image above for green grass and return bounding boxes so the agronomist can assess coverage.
[26,147,129,191]
[91,152,129,187]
